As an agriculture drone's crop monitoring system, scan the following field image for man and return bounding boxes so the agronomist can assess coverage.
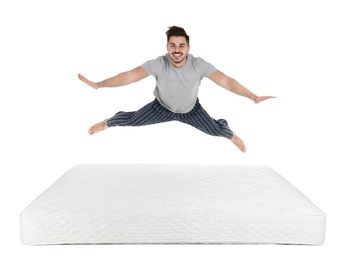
[78,26,275,152]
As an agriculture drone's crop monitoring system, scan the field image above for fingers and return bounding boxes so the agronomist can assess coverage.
[78,73,98,89]
[254,96,276,104]
[78,73,88,83]
[262,96,276,101]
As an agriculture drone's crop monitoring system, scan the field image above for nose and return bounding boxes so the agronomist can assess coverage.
[174,47,181,53]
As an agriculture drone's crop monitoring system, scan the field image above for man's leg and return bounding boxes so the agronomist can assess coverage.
[89,99,173,135]
[178,100,246,152]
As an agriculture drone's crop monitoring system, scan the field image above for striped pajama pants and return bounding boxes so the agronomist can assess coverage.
[107,99,234,139]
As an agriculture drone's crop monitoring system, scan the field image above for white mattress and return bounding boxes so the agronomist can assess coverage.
[20,164,326,245]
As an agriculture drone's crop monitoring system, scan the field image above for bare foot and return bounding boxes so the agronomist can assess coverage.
[231,132,246,153]
[89,119,108,135]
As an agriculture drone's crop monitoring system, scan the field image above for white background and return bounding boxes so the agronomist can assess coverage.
[1,0,339,259]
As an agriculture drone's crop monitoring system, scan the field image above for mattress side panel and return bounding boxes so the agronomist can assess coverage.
[20,213,326,245]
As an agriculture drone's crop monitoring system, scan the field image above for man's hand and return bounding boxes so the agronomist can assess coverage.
[78,73,99,90]
[254,96,276,104]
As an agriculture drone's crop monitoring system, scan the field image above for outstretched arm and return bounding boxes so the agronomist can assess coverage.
[209,70,275,104]
[78,66,148,90]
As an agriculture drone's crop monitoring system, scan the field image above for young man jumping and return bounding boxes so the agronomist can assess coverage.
[78,26,275,152]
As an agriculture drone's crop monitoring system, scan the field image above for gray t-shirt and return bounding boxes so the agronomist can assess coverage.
[141,53,217,113]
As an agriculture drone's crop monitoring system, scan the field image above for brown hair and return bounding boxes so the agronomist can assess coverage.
[166,26,190,45]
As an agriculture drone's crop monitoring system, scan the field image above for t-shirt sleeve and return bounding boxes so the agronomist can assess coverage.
[141,56,164,76]
[195,57,218,78]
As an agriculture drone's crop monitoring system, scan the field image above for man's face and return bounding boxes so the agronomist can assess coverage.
[167,36,190,67]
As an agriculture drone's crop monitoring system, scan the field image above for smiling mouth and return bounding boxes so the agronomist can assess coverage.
[172,53,182,58]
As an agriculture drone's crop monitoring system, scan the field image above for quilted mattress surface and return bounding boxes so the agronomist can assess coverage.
[20,164,326,245]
